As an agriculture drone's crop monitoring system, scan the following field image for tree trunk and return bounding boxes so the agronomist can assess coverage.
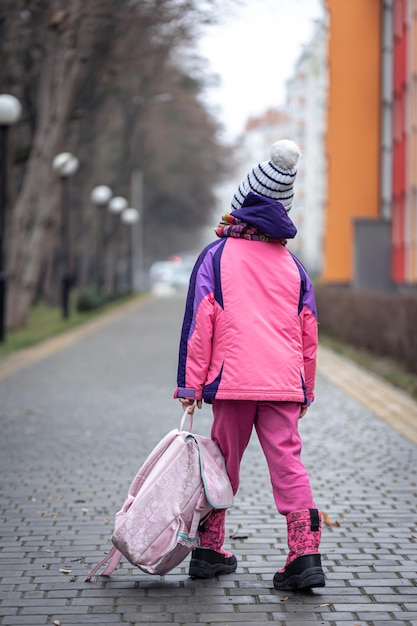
[6,1,99,328]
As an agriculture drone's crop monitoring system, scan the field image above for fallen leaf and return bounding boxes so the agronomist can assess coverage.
[53,621,60,626]
[81,508,89,514]
[59,568,72,574]
[321,511,340,527]
[280,595,289,602]
[37,510,58,518]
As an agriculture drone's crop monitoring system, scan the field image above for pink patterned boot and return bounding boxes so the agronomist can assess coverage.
[188,509,237,578]
[273,509,325,591]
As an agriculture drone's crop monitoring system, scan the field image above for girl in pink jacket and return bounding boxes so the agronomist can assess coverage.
[175,140,325,591]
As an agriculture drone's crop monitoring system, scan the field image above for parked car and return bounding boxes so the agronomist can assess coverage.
[149,256,195,295]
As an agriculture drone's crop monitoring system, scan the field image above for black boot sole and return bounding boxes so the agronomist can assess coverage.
[273,554,325,591]
[189,554,237,579]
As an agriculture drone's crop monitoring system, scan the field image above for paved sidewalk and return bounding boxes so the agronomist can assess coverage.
[0,294,416,626]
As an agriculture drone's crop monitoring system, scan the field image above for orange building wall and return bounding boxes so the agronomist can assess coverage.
[323,0,382,284]
[409,0,417,281]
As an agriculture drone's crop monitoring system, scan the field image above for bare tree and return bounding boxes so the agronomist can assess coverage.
[0,0,235,328]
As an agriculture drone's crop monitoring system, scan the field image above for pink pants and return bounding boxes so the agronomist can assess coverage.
[211,399,316,516]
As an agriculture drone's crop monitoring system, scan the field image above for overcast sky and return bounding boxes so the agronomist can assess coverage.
[198,0,324,142]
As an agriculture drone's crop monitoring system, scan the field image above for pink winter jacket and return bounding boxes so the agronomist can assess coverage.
[175,194,318,405]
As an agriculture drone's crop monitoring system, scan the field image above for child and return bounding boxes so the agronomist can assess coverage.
[174,139,325,591]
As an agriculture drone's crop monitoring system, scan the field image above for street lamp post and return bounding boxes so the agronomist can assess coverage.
[0,94,22,342]
[121,207,139,294]
[108,196,128,294]
[52,152,79,319]
[131,169,144,290]
[91,185,112,293]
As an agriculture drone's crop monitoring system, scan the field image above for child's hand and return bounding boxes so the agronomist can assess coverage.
[299,404,308,419]
[179,398,202,414]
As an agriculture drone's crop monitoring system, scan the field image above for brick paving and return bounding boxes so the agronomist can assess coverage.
[0,294,416,626]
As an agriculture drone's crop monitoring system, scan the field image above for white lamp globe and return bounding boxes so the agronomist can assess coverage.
[52,152,79,178]
[108,196,128,214]
[91,185,113,206]
[0,94,22,125]
[64,156,79,177]
[121,208,139,225]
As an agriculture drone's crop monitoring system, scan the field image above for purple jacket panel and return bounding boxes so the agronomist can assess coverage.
[176,239,226,395]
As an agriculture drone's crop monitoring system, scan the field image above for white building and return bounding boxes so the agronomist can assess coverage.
[223,17,328,279]
[284,18,328,277]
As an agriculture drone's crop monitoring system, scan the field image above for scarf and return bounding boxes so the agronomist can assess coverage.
[215,213,286,244]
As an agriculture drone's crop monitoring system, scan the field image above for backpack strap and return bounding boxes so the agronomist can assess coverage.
[177,509,202,548]
[189,510,201,540]
[85,546,123,582]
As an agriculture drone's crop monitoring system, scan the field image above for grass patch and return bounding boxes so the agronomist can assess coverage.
[0,292,143,358]
[320,334,417,401]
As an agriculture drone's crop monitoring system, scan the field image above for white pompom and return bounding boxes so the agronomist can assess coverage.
[270,139,301,170]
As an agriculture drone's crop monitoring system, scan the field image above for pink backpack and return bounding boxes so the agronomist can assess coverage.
[85,410,233,580]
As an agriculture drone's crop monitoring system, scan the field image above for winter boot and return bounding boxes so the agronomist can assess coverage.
[273,508,325,591]
[189,509,237,579]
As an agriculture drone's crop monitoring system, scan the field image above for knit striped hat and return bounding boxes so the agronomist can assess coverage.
[231,139,301,212]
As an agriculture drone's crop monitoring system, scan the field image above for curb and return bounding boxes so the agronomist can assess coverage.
[317,345,417,445]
